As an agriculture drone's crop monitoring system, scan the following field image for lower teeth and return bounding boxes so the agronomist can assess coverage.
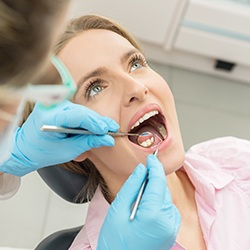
[137,132,155,148]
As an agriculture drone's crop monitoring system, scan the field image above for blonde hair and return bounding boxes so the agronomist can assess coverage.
[54,14,141,55]
[22,14,143,203]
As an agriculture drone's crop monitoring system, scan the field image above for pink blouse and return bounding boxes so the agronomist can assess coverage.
[69,137,250,250]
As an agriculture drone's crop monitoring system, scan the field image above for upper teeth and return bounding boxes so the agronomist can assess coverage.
[130,110,159,130]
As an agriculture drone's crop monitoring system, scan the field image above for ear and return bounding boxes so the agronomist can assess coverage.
[73,151,91,162]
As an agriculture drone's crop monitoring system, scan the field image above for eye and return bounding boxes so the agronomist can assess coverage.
[129,54,147,72]
[131,62,142,71]
[84,79,107,99]
[89,84,103,97]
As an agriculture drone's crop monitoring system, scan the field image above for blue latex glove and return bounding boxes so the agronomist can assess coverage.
[1,100,119,176]
[97,154,181,250]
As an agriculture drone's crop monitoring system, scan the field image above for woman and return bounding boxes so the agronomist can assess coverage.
[24,14,250,249]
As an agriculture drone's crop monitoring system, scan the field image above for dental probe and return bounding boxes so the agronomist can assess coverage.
[40,125,140,137]
[129,148,159,221]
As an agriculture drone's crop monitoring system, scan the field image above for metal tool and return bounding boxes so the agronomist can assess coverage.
[40,125,140,137]
[129,148,159,221]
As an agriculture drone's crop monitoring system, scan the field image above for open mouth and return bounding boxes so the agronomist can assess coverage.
[128,110,167,148]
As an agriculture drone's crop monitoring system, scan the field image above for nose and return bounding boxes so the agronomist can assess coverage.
[122,75,148,107]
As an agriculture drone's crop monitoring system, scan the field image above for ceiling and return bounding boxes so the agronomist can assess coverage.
[67,0,250,84]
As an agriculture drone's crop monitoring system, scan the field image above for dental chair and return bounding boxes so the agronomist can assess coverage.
[35,165,88,250]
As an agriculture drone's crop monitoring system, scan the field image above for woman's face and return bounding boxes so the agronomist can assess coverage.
[58,29,185,190]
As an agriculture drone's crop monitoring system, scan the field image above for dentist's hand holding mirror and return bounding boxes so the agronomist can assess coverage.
[1,100,119,176]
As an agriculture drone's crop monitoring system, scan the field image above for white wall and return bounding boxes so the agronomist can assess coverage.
[0,63,250,249]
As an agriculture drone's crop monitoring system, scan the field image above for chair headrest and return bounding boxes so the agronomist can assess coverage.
[37,165,88,203]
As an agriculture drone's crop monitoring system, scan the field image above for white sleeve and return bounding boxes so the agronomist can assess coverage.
[0,173,21,200]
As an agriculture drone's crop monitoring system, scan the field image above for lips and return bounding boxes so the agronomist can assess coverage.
[127,105,168,149]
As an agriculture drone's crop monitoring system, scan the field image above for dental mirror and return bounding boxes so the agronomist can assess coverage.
[137,131,155,148]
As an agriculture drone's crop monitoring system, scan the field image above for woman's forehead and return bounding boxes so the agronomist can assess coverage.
[58,29,138,80]
[60,29,135,58]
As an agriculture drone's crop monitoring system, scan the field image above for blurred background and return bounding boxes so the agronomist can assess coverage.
[1,0,250,249]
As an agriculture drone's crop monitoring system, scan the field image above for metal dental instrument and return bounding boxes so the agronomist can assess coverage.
[129,148,159,221]
[40,125,140,137]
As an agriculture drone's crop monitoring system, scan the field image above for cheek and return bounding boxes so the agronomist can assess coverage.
[157,80,173,100]
[148,72,173,101]
[74,91,121,121]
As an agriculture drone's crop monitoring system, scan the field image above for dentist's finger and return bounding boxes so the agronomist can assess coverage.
[140,154,167,209]
[54,105,119,134]
[73,134,115,150]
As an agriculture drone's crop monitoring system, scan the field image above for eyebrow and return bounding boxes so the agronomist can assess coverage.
[75,49,141,95]
[120,49,140,64]
[76,67,108,95]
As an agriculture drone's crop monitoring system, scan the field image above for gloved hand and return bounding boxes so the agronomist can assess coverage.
[1,100,119,176]
[97,154,181,250]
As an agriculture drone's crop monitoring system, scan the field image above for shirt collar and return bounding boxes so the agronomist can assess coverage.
[183,153,234,193]
[182,153,234,240]
[85,186,110,250]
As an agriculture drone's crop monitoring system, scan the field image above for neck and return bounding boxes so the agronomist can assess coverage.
[167,169,196,215]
